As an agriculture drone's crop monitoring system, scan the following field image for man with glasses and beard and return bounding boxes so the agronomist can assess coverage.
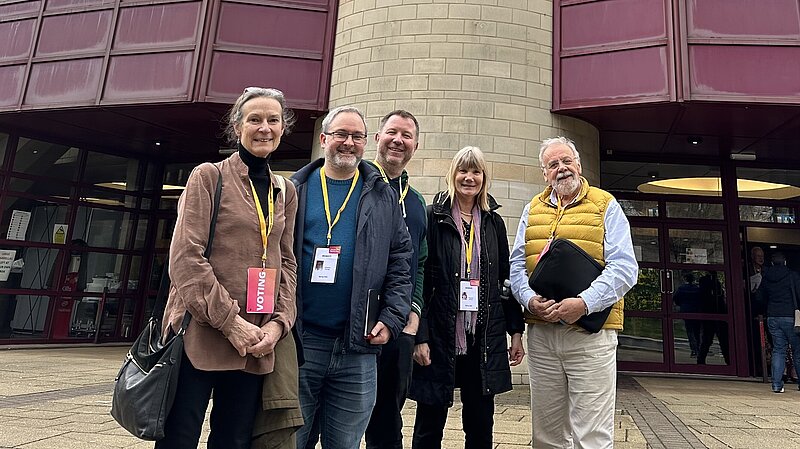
[509,136,638,449]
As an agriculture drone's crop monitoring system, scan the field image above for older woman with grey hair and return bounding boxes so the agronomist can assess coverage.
[157,87,298,449]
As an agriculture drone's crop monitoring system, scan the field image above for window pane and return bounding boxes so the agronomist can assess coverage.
[15,248,60,289]
[134,217,148,250]
[80,187,138,209]
[149,253,167,290]
[1,197,70,243]
[8,176,73,198]
[128,255,142,292]
[673,319,729,366]
[631,227,659,263]
[85,151,140,191]
[142,162,160,194]
[0,294,52,338]
[618,317,663,363]
[13,138,79,181]
[82,252,124,292]
[739,205,796,223]
[668,229,724,265]
[0,132,8,166]
[160,163,193,209]
[666,202,724,220]
[155,217,175,250]
[624,267,661,312]
[619,199,658,217]
[736,167,800,200]
[73,207,133,250]
[671,270,727,315]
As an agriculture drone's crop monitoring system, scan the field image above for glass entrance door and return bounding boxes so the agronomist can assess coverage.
[619,223,735,374]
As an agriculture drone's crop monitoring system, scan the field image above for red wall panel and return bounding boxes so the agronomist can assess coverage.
[561,0,667,51]
[687,0,800,39]
[207,52,322,106]
[25,58,104,105]
[104,52,193,100]
[114,3,201,49]
[0,66,25,107]
[561,46,670,104]
[689,46,800,98]
[36,11,112,56]
[216,3,326,53]
[0,20,36,61]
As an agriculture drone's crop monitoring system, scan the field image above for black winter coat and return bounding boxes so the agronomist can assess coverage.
[759,265,800,318]
[409,192,525,407]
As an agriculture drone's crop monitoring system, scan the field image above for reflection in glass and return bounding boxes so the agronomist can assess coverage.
[142,162,160,194]
[128,256,142,292]
[155,218,175,249]
[8,176,73,199]
[121,299,136,338]
[149,253,168,290]
[736,168,800,200]
[671,270,727,314]
[82,253,125,292]
[73,207,133,250]
[85,151,140,190]
[0,132,8,165]
[618,317,664,363]
[0,295,51,337]
[668,229,724,264]
[666,202,723,220]
[134,218,148,250]
[618,199,658,217]
[624,268,661,312]
[673,320,729,366]
[0,197,70,243]
[13,138,79,181]
[631,227,659,263]
[739,205,796,223]
[79,187,138,208]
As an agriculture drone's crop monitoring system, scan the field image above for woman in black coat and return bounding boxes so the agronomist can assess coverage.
[409,146,525,449]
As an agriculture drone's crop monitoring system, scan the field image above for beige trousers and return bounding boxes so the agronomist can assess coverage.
[527,323,617,449]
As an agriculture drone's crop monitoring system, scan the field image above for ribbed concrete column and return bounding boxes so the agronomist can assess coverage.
[328,0,599,230]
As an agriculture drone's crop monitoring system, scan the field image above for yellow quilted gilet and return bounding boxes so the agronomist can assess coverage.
[523,178,624,329]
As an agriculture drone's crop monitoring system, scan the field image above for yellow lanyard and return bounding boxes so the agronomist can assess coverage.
[249,179,274,268]
[372,161,410,203]
[320,167,360,246]
[547,196,567,241]
[465,217,475,278]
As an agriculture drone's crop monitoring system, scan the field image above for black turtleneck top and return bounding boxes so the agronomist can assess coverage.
[238,144,273,215]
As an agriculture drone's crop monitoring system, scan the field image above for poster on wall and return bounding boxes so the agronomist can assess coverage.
[0,249,16,282]
[7,210,31,241]
[53,224,68,244]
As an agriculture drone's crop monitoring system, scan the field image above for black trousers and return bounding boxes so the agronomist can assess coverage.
[411,349,494,449]
[155,352,263,449]
[365,332,416,449]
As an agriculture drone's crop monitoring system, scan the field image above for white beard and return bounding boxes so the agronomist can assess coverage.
[551,173,581,198]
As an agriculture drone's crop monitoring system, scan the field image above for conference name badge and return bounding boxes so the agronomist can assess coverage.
[459,279,479,311]
[310,245,340,284]
[246,267,276,313]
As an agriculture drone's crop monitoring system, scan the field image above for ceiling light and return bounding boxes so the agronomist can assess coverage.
[155,142,161,146]
[638,177,800,200]
[769,245,778,249]
[730,153,756,161]
[687,136,703,145]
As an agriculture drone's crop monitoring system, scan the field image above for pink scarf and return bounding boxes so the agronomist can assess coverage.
[452,199,481,356]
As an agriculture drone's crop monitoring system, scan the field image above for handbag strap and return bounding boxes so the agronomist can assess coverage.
[151,164,224,324]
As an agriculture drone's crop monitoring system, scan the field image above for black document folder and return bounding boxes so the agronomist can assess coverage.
[528,238,611,333]
[364,289,381,337]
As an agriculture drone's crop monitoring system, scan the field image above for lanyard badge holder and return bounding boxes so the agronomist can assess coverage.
[246,180,277,313]
[310,167,359,284]
[459,218,479,311]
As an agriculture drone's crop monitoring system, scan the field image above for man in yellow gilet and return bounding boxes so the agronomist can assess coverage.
[509,136,638,449]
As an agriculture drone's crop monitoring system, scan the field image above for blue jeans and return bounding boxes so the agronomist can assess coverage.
[296,332,377,449]
[767,316,800,391]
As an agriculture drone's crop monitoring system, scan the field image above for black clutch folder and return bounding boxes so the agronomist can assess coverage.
[528,238,611,333]
[364,289,381,337]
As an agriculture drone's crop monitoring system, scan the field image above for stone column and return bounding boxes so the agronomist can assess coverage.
[328,0,599,232]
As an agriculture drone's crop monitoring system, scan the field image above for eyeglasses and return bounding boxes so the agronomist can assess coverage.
[243,87,284,97]
[324,131,368,144]
[543,157,578,171]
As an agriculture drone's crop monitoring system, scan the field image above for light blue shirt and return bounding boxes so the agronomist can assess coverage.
[509,189,638,315]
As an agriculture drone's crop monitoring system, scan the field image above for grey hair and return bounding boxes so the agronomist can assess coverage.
[224,87,296,146]
[538,136,580,168]
[321,106,367,134]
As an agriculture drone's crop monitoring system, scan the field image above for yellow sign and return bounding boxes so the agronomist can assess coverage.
[53,224,67,245]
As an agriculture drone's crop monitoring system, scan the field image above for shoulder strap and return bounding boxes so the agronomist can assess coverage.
[152,165,223,322]
[275,173,286,204]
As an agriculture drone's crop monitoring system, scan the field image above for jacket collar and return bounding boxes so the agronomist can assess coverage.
[291,158,383,190]
[431,191,501,217]
[537,176,590,207]
[228,151,282,190]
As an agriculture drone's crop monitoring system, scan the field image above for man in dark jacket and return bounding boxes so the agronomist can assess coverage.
[291,105,413,448]
[758,252,800,393]
[365,110,428,449]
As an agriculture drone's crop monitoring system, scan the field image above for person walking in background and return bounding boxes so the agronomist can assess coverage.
[291,105,412,449]
[158,87,298,449]
[410,146,525,449]
[509,136,637,449]
[757,252,800,393]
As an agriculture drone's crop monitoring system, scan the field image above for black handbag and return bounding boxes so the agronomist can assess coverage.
[111,165,222,440]
[528,238,611,333]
